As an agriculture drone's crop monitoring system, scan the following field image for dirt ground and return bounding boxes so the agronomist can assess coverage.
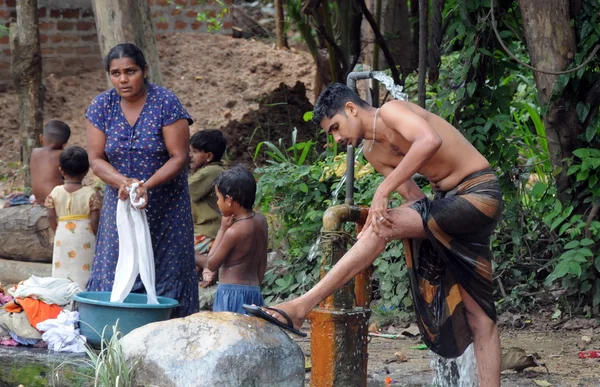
[0,32,316,192]
[293,317,600,387]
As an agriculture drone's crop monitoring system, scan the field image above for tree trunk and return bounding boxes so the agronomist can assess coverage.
[383,0,417,76]
[0,205,53,263]
[417,0,428,108]
[10,0,43,188]
[274,0,288,49]
[518,0,578,201]
[92,0,163,85]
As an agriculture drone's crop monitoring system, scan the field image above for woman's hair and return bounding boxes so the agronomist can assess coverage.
[104,43,147,72]
[213,165,256,211]
[60,146,90,177]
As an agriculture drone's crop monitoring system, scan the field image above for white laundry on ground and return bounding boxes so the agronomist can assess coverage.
[8,276,81,306]
[37,310,86,353]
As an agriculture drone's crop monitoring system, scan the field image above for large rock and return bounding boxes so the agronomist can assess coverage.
[121,311,305,387]
[0,258,51,285]
[0,205,53,263]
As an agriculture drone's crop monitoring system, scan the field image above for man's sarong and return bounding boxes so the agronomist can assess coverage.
[406,168,503,358]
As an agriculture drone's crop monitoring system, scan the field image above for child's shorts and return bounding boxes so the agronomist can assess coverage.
[213,284,264,314]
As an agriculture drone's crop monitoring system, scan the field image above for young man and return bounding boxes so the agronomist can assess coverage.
[249,83,503,386]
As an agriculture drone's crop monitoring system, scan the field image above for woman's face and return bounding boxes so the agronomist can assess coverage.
[108,57,146,99]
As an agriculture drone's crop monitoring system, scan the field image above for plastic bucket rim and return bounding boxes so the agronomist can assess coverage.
[74,291,179,309]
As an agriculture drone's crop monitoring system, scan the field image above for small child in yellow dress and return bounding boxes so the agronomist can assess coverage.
[45,146,102,289]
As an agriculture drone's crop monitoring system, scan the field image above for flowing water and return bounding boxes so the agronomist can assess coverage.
[371,71,409,101]
[431,344,478,387]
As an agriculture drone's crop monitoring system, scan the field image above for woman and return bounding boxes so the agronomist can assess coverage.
[85,43,198,317]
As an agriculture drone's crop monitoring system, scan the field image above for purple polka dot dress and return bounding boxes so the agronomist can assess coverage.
[85,83,199,317]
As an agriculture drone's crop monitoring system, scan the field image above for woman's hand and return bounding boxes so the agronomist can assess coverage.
[133,183,148,209]
[118,178,148,209]
[118,178,136,200]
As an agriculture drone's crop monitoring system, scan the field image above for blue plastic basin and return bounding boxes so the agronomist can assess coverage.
[74,291,179,348]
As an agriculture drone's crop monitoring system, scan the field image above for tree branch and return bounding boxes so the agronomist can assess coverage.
[356,0,402,86]
[417,0,428,107]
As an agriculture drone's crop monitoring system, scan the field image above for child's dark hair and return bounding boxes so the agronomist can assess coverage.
[43,120,71,146]
[313,83,370,124]
[105,43,147,75]
[60,146,89,177]
[213,165,256,210]
[190,129,227,162]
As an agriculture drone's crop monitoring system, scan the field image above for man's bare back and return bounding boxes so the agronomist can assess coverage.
[219,212,268,286]
[30,147,63,203]
[366,100,489,192]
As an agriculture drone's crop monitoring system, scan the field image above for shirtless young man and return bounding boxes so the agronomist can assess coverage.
[195,165,268,314]
[250,84,503,386]
[30,121,71,205]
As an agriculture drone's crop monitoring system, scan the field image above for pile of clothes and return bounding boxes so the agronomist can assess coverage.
[0,276,86,352]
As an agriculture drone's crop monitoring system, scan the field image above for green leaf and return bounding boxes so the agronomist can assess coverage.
[573,148,591,158]
[467,82,477,97]
[577,102,591,123]
[580,238,595,247]
[531,182,547,197]
[551,309,562,319]
[568,261,582,277]
[586,121,597,142]
[564,240,580,249]
[589,174,599,188]
[303,111,314,122]
[298,183,308,193]
[596,256,600,273]
[579,248,594,257]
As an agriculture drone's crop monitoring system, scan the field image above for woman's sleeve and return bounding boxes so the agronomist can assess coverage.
[85,93,109,132]
[162,91,193,126]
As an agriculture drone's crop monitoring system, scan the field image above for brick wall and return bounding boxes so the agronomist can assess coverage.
[0,0,232,91]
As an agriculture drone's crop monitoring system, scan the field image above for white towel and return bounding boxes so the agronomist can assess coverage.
[8,276,81,306]
[110,182,158,304]
[37,310,86,353]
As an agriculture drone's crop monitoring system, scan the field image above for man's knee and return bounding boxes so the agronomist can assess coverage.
[465,307,496,337]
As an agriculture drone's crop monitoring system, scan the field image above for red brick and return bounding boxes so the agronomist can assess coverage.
[83,57,101,68]
[0,36,8,45]
[152,10,164,18]
[81,34,97,42]
[148,0,154,5]
[0,10,9,19]
[206,10,216,18]
[39,34,48,44]
[75,46,92,55]
[44,58,63,70]
[190,21,202,30]
[0,0,4,5]
[174,0,187,5]
[49,34,62,43]
[57,21,74,31]
[223,21,233,30]
[0,62,9,71]
[37,7,46,18]
[2,49,11,56]
[76,21,94,31]
[155,22,169,30]
[174,20,187,30]
[61,9,79,18]
[186,10,197,18]
[64,58,82,68]
[41,47,54,55]
[156,0,169,5]
[62,35,79,43]
[56,46,73,55]
[6,0,15,7]
[171,8,182,16]
[39,21,55,31]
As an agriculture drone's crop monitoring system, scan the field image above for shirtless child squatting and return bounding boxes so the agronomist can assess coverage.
[248,83,504,387]
[195,165,268,314]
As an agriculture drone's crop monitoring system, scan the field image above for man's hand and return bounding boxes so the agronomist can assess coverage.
[368,189,393,237]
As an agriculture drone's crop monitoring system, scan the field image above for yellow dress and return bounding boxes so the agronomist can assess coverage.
[45,185,101,289]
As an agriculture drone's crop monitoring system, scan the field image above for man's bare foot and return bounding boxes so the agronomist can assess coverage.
[262,300,307,330]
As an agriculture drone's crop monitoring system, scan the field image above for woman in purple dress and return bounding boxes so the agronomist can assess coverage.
[85,43,199,317]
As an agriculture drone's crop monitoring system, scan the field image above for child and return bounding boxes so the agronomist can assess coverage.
[31,120,71,205]
[45,146,101,289]
[195,165,268,314]
[188,129,227,288]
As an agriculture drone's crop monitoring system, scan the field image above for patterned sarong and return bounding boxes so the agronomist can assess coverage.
[406,168,503,358]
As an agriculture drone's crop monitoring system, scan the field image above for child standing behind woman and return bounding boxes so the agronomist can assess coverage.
[188,130,227,288]
[45,146,102,289]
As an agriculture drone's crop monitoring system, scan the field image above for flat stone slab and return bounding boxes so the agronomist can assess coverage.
[0,346,91,387]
